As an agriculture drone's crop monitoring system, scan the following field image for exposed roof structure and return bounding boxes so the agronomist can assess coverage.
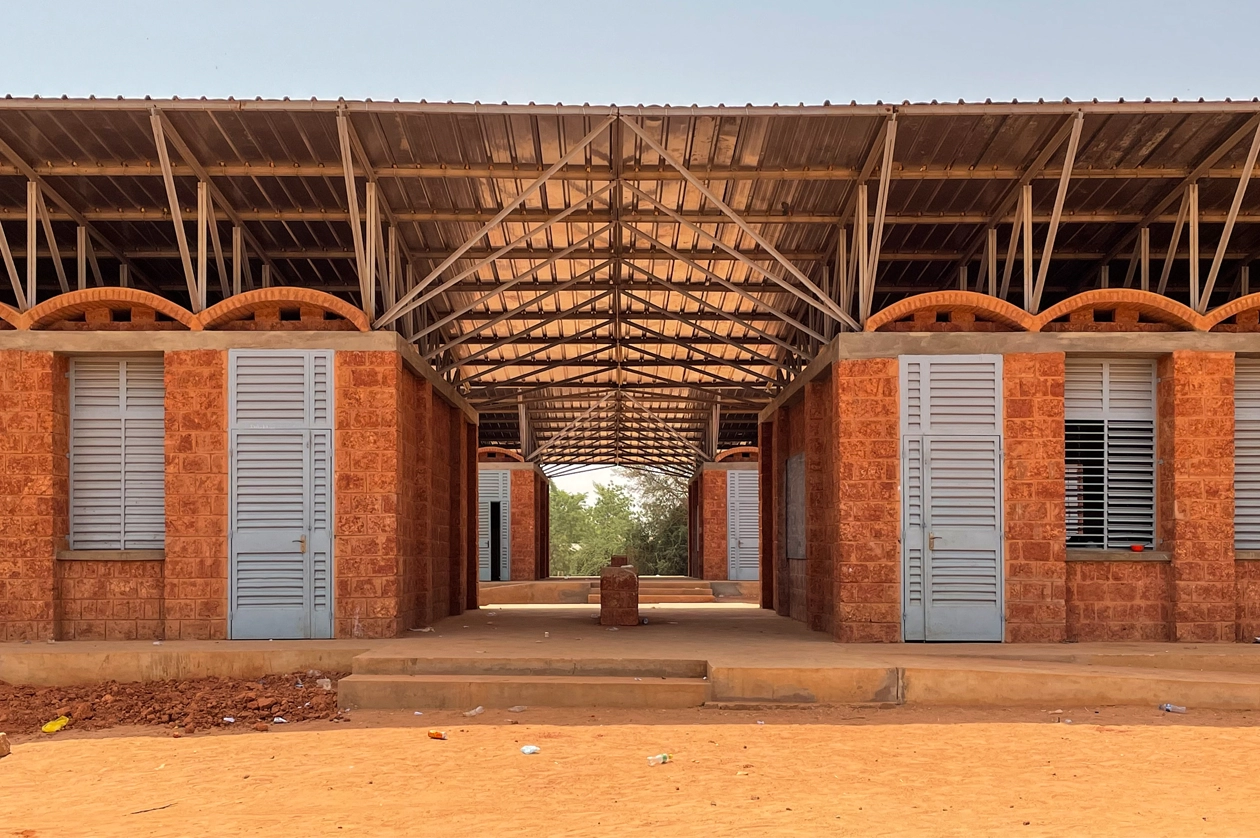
[2,97,1260,476]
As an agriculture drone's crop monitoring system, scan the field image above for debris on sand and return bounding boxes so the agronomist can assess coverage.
[0,672,346,735]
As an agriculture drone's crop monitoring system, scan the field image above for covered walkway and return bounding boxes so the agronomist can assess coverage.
[2,98,1260,644]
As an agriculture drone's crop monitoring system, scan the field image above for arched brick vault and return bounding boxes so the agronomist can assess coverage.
[1203,293,1260,332]
[23,288,200,331]
[0,302,20,329]
[477,446,525,463]
[1033,289,1205,332]
[864,291,1036,333]
[197,288,370,331]
[715,446,759,462]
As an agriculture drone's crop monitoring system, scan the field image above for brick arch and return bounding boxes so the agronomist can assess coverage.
[0,301,21,330]
[1203,293,1260,332]
[1033,289,1205,332]
[864,291,1036,333]
[715,446,759,463]
[24,288,199,331]
[478,446,525,463]
[197,288,370,331]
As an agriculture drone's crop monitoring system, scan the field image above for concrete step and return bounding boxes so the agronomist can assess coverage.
[588,594,717,604]
[337,673,711,710]
[351,654,707,679]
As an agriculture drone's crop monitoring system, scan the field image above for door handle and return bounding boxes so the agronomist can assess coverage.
[927,533,938,550]
[294,535,308,554]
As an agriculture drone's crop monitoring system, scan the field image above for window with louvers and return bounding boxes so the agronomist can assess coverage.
[1235,358,1260,549]
[1064,358,1156,549]
[69,356,166,549]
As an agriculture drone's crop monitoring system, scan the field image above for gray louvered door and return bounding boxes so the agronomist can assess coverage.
[477,469,510,581]
[229,350,334,639]
[1236,359,1260,548]
[900,356,1004,641]
[727,469,760,580]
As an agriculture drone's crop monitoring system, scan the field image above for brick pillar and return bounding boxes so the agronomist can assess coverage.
[1003,353,1068,642]
[510,468,536,581]
[773,407,791,617]
[805,377,835,633]
[427,396,453,615]
[701,468,728,580]
[1157,350,1236,641]
[397,362,421,629]
[758,418,775,608]
[833,359,901,642]
[0,351,67,641]
[334,350,403,638]
[464,418,479,612]
[163,349,229,640]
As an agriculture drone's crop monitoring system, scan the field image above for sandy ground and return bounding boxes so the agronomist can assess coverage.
[2,705,1258,838]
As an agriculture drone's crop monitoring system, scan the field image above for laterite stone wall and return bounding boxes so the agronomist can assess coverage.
[1157,351,1237,642]
[0,351,66,641]
[56,560,165,640]
[832,358,901,643]
[1002,353,1067,643]
[1065,560,1172,641]
[804,377,835,634]
[162,349,229,640]
[700,469,728,580]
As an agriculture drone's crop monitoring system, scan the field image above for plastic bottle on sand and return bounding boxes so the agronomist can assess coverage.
[648,753,673,766]
[1159,703,1187,714]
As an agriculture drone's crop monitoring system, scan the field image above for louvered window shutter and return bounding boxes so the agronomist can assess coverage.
[69,357,166,549]
[1064,358,1156,549]
[1235,359,1260,548]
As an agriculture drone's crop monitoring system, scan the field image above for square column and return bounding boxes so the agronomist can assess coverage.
[1157,351,1236,641]
[1002,353,1068,642]
[0,351,67,641]
[833,359,901,642]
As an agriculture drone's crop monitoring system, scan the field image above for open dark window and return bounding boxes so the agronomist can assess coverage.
[1064,358,1155,549]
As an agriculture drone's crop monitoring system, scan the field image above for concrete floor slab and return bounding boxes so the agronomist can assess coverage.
[7,605,1260,709]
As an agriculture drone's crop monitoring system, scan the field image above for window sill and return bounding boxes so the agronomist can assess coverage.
[57,549,165,562]
[1065,548,1169,562]
[1236,550,1260,562]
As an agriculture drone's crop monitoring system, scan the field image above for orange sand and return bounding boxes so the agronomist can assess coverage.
[1,706,1257,837]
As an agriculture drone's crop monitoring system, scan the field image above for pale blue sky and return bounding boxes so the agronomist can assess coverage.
[4,1,1257,104]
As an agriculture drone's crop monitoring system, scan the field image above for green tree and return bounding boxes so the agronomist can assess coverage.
[548,488,589,576]
[621,469,690,576]
[547,481,635,576]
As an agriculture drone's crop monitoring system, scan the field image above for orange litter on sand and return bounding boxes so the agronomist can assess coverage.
[428,730,448,740]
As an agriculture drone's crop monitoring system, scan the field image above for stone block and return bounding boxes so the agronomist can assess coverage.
[599,565,639,626]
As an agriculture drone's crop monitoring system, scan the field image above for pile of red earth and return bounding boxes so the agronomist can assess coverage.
[0,671,346,735]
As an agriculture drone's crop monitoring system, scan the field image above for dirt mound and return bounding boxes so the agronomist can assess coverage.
[0,671,346,735]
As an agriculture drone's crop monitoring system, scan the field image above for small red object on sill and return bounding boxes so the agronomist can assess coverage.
[1130,544,1144,552]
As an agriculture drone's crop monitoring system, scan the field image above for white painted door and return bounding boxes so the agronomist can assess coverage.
[727,470,760,580]
[900,355,1004,641]
[478,469,511,581]
[229,350,334,640]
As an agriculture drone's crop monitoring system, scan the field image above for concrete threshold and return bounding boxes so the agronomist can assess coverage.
[337,673,709,710]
